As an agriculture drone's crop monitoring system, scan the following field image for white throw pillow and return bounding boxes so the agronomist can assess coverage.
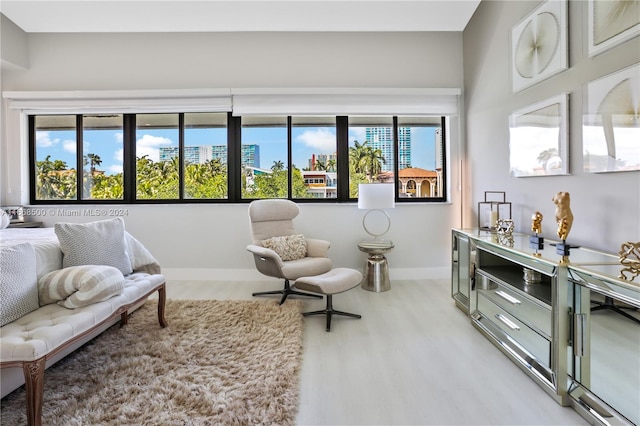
[55,218,133,275]
[262,234,308,261]
[0,243,39,326]
[39,265,125,309]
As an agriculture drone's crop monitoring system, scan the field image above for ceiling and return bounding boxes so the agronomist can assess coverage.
[1,0,481,33]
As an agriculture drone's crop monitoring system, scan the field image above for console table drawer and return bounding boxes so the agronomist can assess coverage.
[478,293,551,368]
[478,279,551,338]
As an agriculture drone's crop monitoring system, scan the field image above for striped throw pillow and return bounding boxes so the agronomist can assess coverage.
[38,265,125,309]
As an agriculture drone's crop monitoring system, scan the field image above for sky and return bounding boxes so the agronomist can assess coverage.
[35,125,439,175]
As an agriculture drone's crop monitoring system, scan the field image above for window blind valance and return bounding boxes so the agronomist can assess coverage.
[3,88,460,116]
[3,89,232,114]
[232,88,461,116]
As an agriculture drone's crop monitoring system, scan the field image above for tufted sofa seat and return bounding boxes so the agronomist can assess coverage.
[0,225,167,426]
[1,273,165,363]
[0,273,166,426]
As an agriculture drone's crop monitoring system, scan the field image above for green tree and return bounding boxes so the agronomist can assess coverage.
[35,155,76,200]
[90,173,124,199]
[82,153,103,198]
[136,156,179,199]
[184,159,228,199]
[350,140,385,180]
[361,145,385,182]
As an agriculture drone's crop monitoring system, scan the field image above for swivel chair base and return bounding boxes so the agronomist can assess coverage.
[303,294,361,332]
[252,280,322,305]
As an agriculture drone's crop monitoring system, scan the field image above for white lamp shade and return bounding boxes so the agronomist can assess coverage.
[358,184,395,210]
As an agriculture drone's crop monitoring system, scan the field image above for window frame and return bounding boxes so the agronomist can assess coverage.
[28,113,448,204]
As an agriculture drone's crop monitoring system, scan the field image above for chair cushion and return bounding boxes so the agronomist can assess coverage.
[262,234,308,261]
[281,256,333,280]
[38,265,126,308]
[0,243,39,326]
[55,218,132,275]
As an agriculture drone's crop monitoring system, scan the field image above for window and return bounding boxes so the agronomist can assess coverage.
[396,116,445,200]
[348,117,394,198]
[136,113,179,200]
[240,116,288,199]
[292,117,337,199]
[82,115,124,200]
[33,115,78,201]
[184,113,228,199]
[28,113,447,204]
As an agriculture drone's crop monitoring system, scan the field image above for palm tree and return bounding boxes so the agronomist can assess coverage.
[349,140,369,174]
[349,141,385,182]
[314,159,327,171]
[326,158,337,172]
[84,153,102,175]
[272,160,285,171]
[362,146,385,182]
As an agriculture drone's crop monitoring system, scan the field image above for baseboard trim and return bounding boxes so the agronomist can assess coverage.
[161,267,450,282]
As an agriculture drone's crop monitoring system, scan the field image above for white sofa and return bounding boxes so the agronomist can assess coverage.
[0,220,166,426]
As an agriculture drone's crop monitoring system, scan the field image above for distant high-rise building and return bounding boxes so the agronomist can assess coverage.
[211,145,227,164]
[435,128,443,169]
[159,146,212,164]
[241,144,260,168]
[365,127,411,172]
[211,144,260,168]
[186,146,212,164]
[159,147,179,162]
[161,144,259,168]
[398,127,411,170]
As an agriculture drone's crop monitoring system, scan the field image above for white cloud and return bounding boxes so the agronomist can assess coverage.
[136,134,174,162]
[108,164,123,174]
[115,133,123,143]
[137,134,173,147]
[136,135,173,162]
[63,139,77,154]
[295,128,336,152]
[114,148,124,163]
[36,131,58,148]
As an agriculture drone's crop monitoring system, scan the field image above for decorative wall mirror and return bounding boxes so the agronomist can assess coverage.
[583,63,640,173]
[509,94,569,177]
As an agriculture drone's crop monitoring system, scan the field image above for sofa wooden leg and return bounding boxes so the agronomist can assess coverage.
[158,283,168,328]
[23,357,46,426]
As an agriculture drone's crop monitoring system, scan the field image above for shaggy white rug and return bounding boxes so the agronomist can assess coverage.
[1,299,304,425]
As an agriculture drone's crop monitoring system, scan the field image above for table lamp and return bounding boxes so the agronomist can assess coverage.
[358,183,395,242]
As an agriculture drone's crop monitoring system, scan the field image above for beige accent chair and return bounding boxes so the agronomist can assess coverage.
[246,199,333,304]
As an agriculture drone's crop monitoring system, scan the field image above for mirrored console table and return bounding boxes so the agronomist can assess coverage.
[451,229,640,426]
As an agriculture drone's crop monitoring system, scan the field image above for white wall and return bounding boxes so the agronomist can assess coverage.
[0,31,464,279]
[463,1,640,254]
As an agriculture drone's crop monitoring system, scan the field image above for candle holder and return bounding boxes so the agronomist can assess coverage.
[478,191,512,232]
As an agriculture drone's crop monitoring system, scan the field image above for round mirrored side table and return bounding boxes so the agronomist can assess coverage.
[357,241,394,292]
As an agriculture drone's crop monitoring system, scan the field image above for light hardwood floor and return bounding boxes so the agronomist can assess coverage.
[164,277,589,426]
